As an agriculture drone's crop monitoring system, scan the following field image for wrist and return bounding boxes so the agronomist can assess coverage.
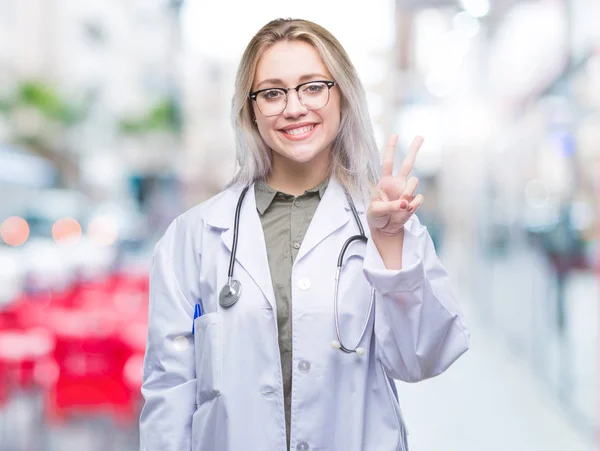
[369,227,405,270]
[370,226,405,241]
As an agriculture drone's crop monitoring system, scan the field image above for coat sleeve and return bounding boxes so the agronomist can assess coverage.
[139,223,197,450]
[362,215,470,382]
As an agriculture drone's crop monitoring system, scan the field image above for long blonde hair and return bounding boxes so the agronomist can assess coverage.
[230,18,380,201]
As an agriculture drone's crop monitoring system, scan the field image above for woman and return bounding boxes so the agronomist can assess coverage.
[140,18,469,451]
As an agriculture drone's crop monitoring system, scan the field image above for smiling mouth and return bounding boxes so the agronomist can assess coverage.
[285,124,315,135]
[279,124,318,140]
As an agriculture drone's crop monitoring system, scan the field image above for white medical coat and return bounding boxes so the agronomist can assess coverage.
[139,177,470,451]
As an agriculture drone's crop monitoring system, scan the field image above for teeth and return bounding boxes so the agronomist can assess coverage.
[286,125,315,136]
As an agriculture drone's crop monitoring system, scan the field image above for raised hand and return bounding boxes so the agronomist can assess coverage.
[367,134,425,236]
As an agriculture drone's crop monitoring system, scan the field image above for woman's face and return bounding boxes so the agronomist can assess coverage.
[251,40,341,167]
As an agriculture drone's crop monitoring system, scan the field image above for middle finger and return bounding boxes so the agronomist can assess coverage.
[401,177,419,200]
[398,136,424,179]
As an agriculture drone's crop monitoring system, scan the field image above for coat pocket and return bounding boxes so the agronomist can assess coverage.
[194,312,223,405]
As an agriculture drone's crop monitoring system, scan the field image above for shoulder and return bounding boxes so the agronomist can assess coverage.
[154,186,239,256]
[176,189,231,229]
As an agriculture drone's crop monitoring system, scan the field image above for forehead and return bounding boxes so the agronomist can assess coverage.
[254,40,332,85]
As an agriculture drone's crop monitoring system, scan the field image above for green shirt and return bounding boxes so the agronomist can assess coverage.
[254,177,329,449]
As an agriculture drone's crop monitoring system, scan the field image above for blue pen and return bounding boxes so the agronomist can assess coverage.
[192,302,202,335]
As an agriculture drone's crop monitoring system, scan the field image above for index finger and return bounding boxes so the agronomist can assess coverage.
[381,134,398,177]
[398,136,424,179]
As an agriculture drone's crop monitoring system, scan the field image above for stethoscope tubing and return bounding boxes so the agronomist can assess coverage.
[221,183,374,355]
[229,186,250,280]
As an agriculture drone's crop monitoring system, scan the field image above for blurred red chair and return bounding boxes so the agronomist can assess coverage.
[0,359,8,408]
[1,269,150,427]
[44,307,139,425]
[0,327,55,391]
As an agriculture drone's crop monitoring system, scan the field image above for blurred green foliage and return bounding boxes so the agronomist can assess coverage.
[118,97,181,135]
[18,81,84,125]
[0,81,86,183]
[0,80,86,126]
[0,80,180,136]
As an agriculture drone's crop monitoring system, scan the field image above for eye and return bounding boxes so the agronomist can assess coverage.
[301,82,326,96]
[260,89,284,101]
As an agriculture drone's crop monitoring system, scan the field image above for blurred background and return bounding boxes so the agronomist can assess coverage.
[0,0,598,450]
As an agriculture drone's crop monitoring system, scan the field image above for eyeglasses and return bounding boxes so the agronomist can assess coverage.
[249,80,336,117]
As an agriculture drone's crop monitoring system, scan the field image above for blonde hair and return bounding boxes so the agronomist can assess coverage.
[230,18,380,201]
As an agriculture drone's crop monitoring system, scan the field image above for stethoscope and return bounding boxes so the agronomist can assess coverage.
[219,185,375,356]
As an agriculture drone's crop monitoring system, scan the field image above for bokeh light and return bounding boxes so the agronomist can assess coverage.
[52,218,82,244]
[0,216,30,246]
[87,215,119,247]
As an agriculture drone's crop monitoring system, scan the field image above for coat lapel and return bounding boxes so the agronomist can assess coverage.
[206,184,276,311]
[295,177,366,264]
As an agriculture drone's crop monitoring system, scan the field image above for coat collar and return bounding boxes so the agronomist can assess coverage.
[205,177,366,311]
[206,177,365,231]
[254,177,329,216]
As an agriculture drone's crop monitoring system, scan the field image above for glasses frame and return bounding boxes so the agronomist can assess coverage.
[249,80,336,117]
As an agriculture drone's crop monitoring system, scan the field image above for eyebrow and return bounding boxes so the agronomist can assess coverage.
[255,73,330,89]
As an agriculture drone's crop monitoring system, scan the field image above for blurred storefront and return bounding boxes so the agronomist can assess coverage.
[393,0,599,439]
[0,2,185,449]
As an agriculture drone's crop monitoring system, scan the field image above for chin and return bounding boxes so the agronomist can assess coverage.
[279,143,326,164]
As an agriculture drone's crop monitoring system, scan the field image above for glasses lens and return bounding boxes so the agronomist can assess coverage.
[254,82,331,116]
[298,82,330,110]
[256,89,286,116]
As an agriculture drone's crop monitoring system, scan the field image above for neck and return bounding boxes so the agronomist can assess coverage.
[266,151,331,196]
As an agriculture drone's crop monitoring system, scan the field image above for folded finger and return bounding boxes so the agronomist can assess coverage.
[381,198,409,212]
[407,194,424,213]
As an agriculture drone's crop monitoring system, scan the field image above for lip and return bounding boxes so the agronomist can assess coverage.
[279,122,318,132]
[278,123,319,141]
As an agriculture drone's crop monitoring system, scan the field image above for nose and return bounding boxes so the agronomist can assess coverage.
[282,90,308,119]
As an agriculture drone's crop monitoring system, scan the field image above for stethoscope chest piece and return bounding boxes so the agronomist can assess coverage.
[219,278,242,308]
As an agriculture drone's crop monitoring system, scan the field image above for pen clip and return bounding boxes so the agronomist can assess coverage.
[192,303,201,335]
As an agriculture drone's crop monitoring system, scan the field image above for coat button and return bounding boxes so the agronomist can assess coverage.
[298,360,311,373]
[297,278,311,290]
[292,241,300,250]
[293,200,301,208]
[296,441,309,450]
[260,385,275,396]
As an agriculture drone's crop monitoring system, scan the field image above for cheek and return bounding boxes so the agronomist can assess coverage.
[261,119,276,133]
[324,107,341,136]
[256,119,279,145]
[326,96,342,129]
